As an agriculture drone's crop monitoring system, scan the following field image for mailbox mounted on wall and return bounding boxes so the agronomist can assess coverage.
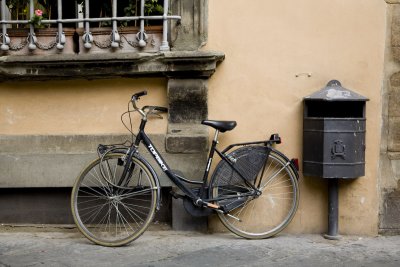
[303,80,369,178]
[303,80,369,240]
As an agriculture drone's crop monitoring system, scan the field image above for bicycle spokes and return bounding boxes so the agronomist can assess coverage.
[71,153,158,246]
[211,147,299,239]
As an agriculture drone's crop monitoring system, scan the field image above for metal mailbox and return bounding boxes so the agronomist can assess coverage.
[302,80,369,240]
[303,80,369,179]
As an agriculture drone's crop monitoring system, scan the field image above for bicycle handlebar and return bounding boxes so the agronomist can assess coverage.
[131,91,147,101]
[143,105,168,113]
[131,91,168,119]
[131,91,147,116]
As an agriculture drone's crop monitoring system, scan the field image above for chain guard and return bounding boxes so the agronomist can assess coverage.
[183,197,213,217]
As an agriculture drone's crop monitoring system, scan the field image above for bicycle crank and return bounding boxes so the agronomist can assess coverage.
[183,197,213,217]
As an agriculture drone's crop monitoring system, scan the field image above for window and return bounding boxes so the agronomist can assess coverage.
[0,0,213,81]
[0,0,180,53]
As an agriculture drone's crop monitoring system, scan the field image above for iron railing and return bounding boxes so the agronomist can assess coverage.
[0,0,180,52]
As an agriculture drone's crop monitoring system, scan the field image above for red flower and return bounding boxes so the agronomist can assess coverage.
[35,9,43,17]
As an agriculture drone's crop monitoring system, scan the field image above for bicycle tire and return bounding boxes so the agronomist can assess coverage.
[210,146,299,239]
[71,153,158,247]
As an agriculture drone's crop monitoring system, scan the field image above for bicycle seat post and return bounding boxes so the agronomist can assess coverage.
[213,129,220,143]
[199,128,220,199]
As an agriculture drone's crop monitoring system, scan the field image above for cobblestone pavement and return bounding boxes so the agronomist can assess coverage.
[0,225,399,267]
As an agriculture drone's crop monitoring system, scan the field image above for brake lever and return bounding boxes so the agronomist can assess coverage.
[149,112,163,119]
[146,107,164,119]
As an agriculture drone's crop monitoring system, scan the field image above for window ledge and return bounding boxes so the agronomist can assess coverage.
[0,51,225,81]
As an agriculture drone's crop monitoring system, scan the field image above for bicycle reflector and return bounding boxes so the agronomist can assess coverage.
[291,158,300,171]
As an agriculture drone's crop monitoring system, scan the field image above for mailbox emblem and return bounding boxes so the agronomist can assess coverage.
[331,140,346,160]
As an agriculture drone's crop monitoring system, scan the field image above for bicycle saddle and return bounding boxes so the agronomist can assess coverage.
[201,120,237,132]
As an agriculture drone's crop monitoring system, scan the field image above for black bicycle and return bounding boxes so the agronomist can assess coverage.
[71,91,300,246]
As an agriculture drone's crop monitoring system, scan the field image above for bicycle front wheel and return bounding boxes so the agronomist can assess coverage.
[210,147,299,239]
[71,153,158,247]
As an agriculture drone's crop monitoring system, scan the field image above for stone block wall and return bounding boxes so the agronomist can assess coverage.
[0,0,222,229]
[380,0,400,234]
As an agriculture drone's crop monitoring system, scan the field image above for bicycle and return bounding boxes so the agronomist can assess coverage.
[71,91,300,247]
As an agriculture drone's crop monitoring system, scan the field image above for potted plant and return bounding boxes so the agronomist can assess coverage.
[77,0,164,54]
[2,0,76,55]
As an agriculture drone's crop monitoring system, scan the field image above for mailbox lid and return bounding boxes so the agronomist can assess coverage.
[304,80,369,119]
[304,80,369,102]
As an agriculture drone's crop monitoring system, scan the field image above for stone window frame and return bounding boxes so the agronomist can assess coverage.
[0,0,225,81]
[0,0,221,81]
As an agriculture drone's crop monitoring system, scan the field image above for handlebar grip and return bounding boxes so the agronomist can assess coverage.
[132,91,147,101]
[143,106,168,113]
[154,106,168,113]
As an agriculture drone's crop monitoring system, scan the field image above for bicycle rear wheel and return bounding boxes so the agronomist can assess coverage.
[210,146,299,239]
[71,153,158,246]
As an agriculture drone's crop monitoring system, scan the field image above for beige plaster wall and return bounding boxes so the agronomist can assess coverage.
[205,0,386,235]
[0,0,387,235]
[0,78,168,135]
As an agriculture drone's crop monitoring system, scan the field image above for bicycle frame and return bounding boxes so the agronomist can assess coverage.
[72,91,301,246]
[125,118,282,208]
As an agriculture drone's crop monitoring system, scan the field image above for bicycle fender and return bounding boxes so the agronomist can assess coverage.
[133,152,162,211]
[269,147,300,180]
